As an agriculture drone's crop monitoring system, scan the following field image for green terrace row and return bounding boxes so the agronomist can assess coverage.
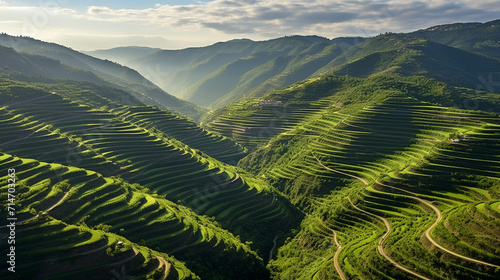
[0,107,121,176]
[1,91,295,248]
[0,152,267,279]
[204,93,340,149]
[316,121,500,279]
[0,218,197,280]
[114,106,246,164]
[271,95,493,188]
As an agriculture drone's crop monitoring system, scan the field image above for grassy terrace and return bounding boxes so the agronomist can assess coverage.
[0,217,200,280]
[0,90,297,278]
[114,106,246,164]
[0,152,268,279]
[203,77,345,150]
[265,95,489,198]
[268,93,500,279]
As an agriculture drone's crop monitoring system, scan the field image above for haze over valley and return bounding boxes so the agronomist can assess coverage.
[0,1,500,279]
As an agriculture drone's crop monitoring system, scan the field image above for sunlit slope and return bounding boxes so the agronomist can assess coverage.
[203,75,500,152]
[219,75,500,279]
[113,105,246,164]
[238,76,499,202]
[0,85,298,269]
[0,152,267,279]
[269,121,500,279]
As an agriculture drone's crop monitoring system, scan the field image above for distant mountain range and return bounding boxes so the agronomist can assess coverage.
[1,19,500,280]
[87,19,500,109]
[0,34,202,120]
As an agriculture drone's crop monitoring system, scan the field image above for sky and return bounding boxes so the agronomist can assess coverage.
[0,0,499,51]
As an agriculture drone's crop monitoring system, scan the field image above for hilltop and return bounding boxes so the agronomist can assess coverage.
[0,34,202,120]
[1,18,500,280]
[90,19,500,109]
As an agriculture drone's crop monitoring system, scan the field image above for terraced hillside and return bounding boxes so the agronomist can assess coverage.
[2,19,500,279]
[113,105,246,164]
[207,74,500,279]
[201,76,355,149]
[203,75,500,151]
[0,153,198,280]
[0,34,201,120]
[0,84,298,279]
[0,151,271,279]
[268,123,500,279]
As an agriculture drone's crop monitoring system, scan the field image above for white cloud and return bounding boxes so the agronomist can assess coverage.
[0,0,499,50]
[75,0,500,37]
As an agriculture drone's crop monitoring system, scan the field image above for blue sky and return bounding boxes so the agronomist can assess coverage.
[5,0,208,10]
[0,0,498,51]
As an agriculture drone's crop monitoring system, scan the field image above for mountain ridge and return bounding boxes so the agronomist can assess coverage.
[88,19,500,109]
[0,34,202,120]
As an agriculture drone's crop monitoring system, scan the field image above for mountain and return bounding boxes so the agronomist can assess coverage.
[85,46,162,66]
[0,34,201,120]
[1,19,500,280]
[204,74,500,279]
[315,33,500,93]
[411,19,500,60]
[92,20,500,109]
[96,35,364,108]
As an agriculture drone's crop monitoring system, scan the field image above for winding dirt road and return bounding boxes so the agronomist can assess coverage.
[348,197,431,280]
[0,189,72,231]
[331,230,347,280]
[312,153,368,186]
[268,235,279,262]
[154,256,171,280]
[375,180,500,269]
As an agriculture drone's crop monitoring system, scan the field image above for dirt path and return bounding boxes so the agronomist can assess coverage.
[20,189,72,225]
[110,247,140,280]
[1,189,73,230]
[45,190,72,212]
[375,180,500,269]
[268,235,279,262]
[312,153,368,186]
[331,230,347,280]
[348,197,431,280]
[154,256,171,280]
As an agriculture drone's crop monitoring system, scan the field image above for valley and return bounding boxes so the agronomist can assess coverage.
[1,18,500,280]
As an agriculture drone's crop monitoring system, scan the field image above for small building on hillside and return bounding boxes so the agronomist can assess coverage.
[256,99,283,107]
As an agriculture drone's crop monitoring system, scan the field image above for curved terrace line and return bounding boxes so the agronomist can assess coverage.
[312,153,368,186]
[348,197,431,280]
[375,179,500,269]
